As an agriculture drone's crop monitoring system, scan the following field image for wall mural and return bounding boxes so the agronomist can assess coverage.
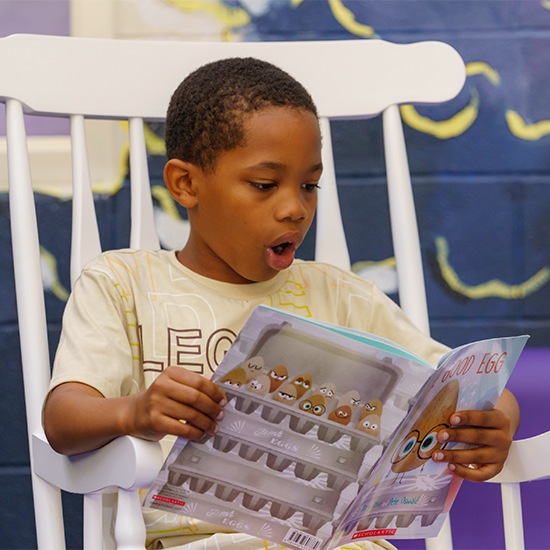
[3,0,550,350]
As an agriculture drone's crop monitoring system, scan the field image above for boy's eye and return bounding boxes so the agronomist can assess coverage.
[303,183,320,192]
[250,182,276,191]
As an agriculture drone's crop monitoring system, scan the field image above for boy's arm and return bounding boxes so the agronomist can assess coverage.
[44,367,227,456]
[432,387,519,482]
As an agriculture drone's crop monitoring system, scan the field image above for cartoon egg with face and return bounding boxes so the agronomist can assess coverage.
[355,413,381,437]
[289,373,313,399]
[328,405,353,425]
[246,373,271,396]
[267,365,289,393]
[310,382,336,406]
[391,379,460,474]
[337,390,362,411]
[242,356,264,382]
[220,367,247,388]
[362,399,383,415]
[272,383,298,405]
[299,394,326,416]
[355,399,383,435]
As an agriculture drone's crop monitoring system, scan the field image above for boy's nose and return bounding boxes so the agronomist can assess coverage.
[276,188,309,222]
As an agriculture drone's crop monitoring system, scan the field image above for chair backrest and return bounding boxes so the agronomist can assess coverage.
[1,34,466,549]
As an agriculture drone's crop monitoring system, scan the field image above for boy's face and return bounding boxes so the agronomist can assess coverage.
[173,107,322,284]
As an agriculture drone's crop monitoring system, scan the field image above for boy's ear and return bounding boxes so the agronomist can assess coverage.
[164,159,199,208]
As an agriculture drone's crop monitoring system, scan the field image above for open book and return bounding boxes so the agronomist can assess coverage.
[144,305,528,549]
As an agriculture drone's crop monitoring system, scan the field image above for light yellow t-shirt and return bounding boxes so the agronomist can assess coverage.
[50,249,448,550]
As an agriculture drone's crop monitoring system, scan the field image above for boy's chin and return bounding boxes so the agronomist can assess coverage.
[234,263,289,285]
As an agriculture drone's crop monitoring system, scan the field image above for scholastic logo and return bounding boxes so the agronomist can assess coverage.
[352,529,397,539]
[152,495,185,507]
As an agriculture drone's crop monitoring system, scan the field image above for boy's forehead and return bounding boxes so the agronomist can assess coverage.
[241,107,321,149]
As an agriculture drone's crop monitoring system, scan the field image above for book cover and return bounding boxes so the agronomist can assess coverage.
[144,305,527,549]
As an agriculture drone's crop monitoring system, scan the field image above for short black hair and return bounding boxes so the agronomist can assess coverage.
[165,57,318,172]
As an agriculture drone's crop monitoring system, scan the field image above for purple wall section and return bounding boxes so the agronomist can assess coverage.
[0,0,70,136]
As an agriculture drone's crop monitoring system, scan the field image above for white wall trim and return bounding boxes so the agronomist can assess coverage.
[0,119,128,198]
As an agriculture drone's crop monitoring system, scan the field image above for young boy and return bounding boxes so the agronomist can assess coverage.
[44,58,518,550]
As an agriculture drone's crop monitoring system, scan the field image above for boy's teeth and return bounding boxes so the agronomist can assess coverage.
[273,243,290,255]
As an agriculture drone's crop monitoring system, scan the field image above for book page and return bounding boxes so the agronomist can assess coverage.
[144,306,435,550]
[329,334,528,547]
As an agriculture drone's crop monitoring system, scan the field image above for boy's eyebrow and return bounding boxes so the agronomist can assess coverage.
[247,161,323,172]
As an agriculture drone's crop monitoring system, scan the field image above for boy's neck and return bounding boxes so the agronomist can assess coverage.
[176,245,280,285]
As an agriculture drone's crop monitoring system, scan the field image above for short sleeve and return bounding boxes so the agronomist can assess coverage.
[49,264,137,399]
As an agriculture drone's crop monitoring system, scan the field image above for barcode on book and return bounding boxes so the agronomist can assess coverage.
[282,529,323,550]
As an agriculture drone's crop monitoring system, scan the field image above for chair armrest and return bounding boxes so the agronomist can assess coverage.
[487,431,550,484]
[32,434,163,494]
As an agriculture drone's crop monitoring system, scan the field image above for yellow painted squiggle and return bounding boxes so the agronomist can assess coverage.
[328,0,376,37]
[466,61,500,85]
[436,236,550,299]
[542,0,550,10]
[400,89,479,139]
[152,185,182,220]
[163,0,250,27]
[506,110,550,140]
[352,257,396,272]
[144,124,166,156]
[40,246,69,301]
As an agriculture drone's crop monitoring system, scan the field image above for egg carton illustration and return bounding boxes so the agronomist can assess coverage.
[338,475,453,534]
[167,443,338,533]
[222,386,381,455]
[213,407,362,490]
[217,321,408,446]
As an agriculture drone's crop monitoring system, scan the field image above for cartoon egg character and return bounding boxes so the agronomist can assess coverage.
[362,399,383,415]
[272,383,297,405]
[299,394,326,416]
[328,405,353,425]
[355,413,381,437]
[337,390,362,411]
[391,379,460,474]
[310,383,336,406]
[355,399,383,435]
[267,365,289,393]
[246,374,271,396]
[220,367,247,388]
[242,356,264,382]
[289,373,313,399]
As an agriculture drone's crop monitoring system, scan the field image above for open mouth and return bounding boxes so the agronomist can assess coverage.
[266,235,301,271]
[272,242,293,255]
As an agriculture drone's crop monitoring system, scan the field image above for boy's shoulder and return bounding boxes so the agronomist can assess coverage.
[290,259,377,291]
[81,248,176,272]
[76,248,181,292]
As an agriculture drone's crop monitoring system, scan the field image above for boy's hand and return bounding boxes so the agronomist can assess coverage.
[431,408,513,482]
[44,368,227,456]
[125,366,227,442]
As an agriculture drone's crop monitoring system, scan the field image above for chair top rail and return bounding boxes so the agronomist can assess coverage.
[0,34,465,121]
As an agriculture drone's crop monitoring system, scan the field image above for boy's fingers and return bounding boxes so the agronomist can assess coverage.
[154,415,212,441]
[449,409,510,431]
[447,462,501,483]
[166,366,227,405]
[160,400,221,436]
[433,445,507,468]
[437,425,511,448]
[159,382,226,423]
